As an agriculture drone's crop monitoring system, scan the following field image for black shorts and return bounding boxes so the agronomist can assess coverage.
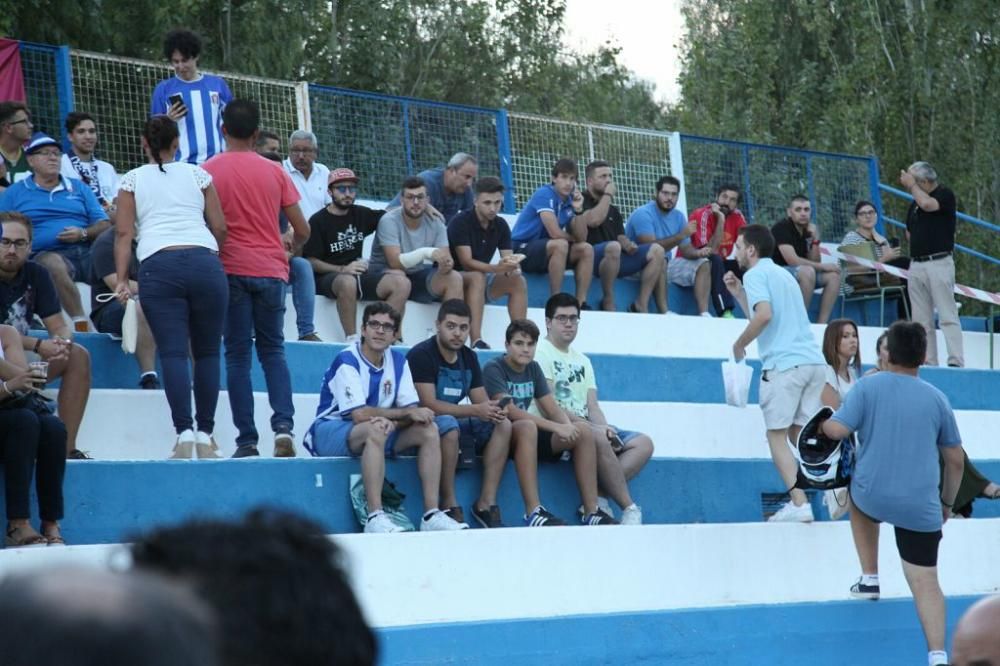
[536,430,563,462]
[316,272,362,298]
[513,239,552,274]
[852,499,942,567]
[91,301,124,337]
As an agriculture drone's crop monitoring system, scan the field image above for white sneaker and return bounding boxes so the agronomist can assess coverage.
[824,488,849,520]
[699,312,712,318]
[768,500,814,523]
[195,431,221,459]
[364,511,404,533]
[421,509,469,531]
[169,429,195,459]
[620,504,643,525]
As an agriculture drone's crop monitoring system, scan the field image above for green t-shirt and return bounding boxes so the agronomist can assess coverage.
[1,149,30,187]
[532,338,596,418]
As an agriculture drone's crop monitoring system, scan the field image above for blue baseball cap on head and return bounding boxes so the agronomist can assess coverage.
[25,132,61,155]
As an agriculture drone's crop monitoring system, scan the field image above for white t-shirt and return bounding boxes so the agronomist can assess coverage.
[60,154,120,205]
[118,163,218,262]
[283,158,331,220]
[824,365,858,399]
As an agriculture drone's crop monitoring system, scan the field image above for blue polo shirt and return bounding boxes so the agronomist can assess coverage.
[0,175,107,253]
[388,168,473,223]
[511,184,574,242]
[743,258,824,371]
[625,200,689,247]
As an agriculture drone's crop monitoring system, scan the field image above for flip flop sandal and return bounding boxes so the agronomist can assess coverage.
[980,487,1000,500]
[45,533,66,547]
[5,525,47,548]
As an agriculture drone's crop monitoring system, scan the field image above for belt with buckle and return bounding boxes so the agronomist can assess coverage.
[912,251,951,263]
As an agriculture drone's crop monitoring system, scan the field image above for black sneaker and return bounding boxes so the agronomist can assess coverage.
[444,506,465,524]
[471,339,490,350]
[850,579,880,600]
[139,374,161,390]
[472,504,505,528]
[579,302,593,311]
[524,506,566,527]
[231,445,260,458]
[581,509,618,525]
[67,449,92,460]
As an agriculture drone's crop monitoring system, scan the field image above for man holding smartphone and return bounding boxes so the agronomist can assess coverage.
[150,29,232,164]
[771,194,841,324]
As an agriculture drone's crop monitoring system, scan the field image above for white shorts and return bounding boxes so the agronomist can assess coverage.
[667,256,708,287]
[759,364,826,430]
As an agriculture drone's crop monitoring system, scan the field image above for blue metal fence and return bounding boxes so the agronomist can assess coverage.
[16,42,73,141]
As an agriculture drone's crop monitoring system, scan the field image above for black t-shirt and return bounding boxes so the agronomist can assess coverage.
[447,209,512,270]
[89,228,138,317]
[405,336,483,405]
[302,205,383,267]
[581,191,625,245]
[906,186,957,257]
[1,261,61,335]
[770,218,811,266]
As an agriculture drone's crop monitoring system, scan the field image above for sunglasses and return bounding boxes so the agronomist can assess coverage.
[330,185,357,194]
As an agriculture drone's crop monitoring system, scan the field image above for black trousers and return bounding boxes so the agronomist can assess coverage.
[0,408,66,522]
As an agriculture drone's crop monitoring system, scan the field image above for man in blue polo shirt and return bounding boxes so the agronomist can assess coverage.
[724,224,826,523]
[150,29,232,165]
[0,132,108,332]
[388,152,477,223]
[510,158,594,307]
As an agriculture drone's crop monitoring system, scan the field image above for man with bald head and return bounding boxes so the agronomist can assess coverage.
[952,595,1000,666]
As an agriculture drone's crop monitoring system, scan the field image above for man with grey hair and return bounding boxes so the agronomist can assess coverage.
[900,161,963,367]
[283,129,331,219]
[389,152,478,223]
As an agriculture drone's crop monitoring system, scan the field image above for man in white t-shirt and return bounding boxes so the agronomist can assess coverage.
[282,130,331,220]
[60,112,120,224]
[533,292,649,524]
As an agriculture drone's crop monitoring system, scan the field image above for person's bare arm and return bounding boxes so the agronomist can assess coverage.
[539,210,571,241]
[414,383,498,420]
[283,203,310,250]
[731,301,771,361]
[821,383,842,409]
[899,170,941,212]
[822,418,851,440]
[203,184,227,247]
[706,206,726,252]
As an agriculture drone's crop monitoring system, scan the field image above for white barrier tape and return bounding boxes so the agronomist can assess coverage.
[819,246,1000,307]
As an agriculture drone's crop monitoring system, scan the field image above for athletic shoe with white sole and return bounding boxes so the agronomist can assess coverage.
[768,500,814,523]
[421,509,469,531]
[472,505,505,528]
[195,431,220,459]
[273,432,296,457]
[524,506,566,527]
[169,429,195,459]
[364,511,404,534]
[620,504,643,525]
[850,578,880,600]
[581,509,618,525]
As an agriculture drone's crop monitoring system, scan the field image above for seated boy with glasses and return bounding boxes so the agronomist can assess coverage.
[303,302,467,533]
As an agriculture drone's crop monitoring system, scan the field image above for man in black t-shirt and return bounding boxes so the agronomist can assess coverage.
[303,168,409,342]
[901,161,963,367]
[771,194,841,323]
[576,161,666,312]
[88,228,159,388]
[447,176,527,349]
[0,211,92,458]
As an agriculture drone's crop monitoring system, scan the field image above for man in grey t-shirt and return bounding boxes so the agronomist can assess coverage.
[822,321,963,666]
[364,176,463,306]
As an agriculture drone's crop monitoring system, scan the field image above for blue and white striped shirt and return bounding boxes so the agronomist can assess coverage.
[310,343,418,425]
[150,74,233,165]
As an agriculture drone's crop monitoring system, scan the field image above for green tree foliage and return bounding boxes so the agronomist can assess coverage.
[675,0,1000,306]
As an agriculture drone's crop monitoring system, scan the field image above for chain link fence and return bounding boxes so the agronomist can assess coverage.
[18,43,65,140]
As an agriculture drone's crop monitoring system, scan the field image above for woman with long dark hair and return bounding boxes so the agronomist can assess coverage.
[114,115,228,459]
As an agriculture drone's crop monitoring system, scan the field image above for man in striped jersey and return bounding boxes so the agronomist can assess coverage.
[304,302,468,533]
[150,29,232,165]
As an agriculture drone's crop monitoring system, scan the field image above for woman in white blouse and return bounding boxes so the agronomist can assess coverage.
[114,115,228,459]
[820,319,862,519]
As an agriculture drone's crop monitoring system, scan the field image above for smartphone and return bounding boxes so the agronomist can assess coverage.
[609,433,625,453]
[497,396,513,409]
[168,93,185,109]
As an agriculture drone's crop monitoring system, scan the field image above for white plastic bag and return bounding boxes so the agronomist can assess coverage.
[121,298,138,354]
[721,359,753,408]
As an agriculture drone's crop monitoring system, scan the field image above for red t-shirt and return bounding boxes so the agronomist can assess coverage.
[202,151,300,280]
[688,204,747,258]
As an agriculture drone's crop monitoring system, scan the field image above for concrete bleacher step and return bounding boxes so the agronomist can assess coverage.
[2,521,998,664]
[17,458,1000,546]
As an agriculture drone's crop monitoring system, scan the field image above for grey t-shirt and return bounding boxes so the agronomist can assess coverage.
[482,356,550,412]
[830,372,961,532]
[368,207,448,275]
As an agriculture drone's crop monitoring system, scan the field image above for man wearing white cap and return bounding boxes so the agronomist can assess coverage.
[303,168,410,341]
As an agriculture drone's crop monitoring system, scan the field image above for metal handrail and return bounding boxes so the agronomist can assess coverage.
[878,183,1000,235]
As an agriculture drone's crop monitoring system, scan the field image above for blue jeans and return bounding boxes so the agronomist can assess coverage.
[286,256,317,338]
[224,275,295,448]
[139,248,228,434]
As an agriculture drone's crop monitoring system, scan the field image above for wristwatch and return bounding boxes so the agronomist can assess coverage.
[80,228,89,243]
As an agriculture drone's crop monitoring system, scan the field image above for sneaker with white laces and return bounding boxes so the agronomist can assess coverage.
[421,509,469,531]
[169,430,195,459]
[364,511,404,534]
[581,509,618,525]
[524,506,566,527]
[768,500,815,523]
[620,504,643,525]
[849,578,880,600]
[195,431,221,459]
[274,432,296,457]
[824,488,849,520]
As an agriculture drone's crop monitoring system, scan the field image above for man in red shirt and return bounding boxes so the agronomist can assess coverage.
[203,99,310,458]
[687,183,747,317]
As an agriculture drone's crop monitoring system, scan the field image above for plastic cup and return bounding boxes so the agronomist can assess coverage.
[29,361,48,388]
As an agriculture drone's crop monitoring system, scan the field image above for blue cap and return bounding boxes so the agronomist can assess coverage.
[25,132,61,155]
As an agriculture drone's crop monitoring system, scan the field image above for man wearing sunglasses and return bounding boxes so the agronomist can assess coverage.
[303,168,410,342]
[304,302,467,533]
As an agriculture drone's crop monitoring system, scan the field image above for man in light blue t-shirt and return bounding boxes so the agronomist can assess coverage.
[822,321,963,666]
[724,224,826,523]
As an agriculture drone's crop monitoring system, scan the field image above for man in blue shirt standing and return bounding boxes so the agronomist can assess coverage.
[388,152,478,223]
[510,158,594,307]
[150,29,233,165]
[724,224,826,522]
[822,321,963,666]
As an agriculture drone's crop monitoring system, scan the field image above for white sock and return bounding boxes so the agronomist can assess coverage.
[624,503,638,512]
[140,371,158,378]
[928,650,947,665]
[367,509,384,521]
[422,509,438,521]
[861,574,879,586]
